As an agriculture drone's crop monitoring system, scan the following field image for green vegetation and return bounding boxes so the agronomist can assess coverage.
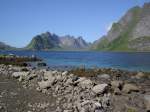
[94,38,109,51]
[95,6,141,51]
[127,108,136,112]
[111,22,121,32]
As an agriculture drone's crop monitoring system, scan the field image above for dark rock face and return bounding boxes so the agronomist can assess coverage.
[93,2,150,51]
[26,32,90,51]
[26,32,60,50]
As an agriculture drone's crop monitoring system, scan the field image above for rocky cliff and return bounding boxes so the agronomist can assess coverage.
[93,3,150,51]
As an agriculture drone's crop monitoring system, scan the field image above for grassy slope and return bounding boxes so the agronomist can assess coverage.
[95,7,141,51]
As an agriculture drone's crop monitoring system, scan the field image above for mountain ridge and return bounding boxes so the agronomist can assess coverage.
[0,41,16,50]
[92,3,150,51]
[25,32,90,51]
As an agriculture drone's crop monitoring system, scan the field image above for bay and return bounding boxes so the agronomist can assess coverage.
[0,50,150,72]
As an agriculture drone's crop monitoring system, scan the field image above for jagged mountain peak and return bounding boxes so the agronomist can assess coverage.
[25,32,89,51]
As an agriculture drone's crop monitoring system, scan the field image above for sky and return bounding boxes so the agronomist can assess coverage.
[0,0,150,47]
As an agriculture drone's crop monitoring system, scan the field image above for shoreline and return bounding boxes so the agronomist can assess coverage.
[0,64,150,112]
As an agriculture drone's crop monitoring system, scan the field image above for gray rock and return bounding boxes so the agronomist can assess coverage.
[97,74,110,79]
[27,73,37,80]
[135,72,145,79]
[111,80,124,89]
[92,84,108,94]
[38,80,52,89]
[122,83,140,93]
[79,79,93,89]
[63,110,73,112]
[12,72,29,78]
[144,95,150,111]
[114,88,121,95]
[44,71,53,80]
[62,71,68,76]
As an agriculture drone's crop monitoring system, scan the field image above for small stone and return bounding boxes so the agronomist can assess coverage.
[36,87,41,92]
[63,110,73,112]
[56,106,62,112]
[0,105,3,110]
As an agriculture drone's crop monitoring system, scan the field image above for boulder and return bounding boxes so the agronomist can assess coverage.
[94,102,102,108]
[27,73,37,80]
[92,84,108,94]
[56,75,62,82]
[38,81,52,89]
[44,71,53,80]
[135,72,145,79]
[111,80,124,89]
[65,78,73,85]
[97,74,110,79]
[144,95,150,111]
[62,71,68,76]
[75,77,86,84]
[12,72,29,78]
[52,70,58,74]
[79,79,93,89]
[122,84,140,93]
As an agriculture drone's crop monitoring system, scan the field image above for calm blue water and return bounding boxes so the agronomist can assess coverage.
[0,50,150,72]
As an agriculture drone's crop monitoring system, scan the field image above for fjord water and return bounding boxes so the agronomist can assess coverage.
[1,51,150,72]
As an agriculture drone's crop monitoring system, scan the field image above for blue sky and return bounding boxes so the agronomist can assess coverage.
[0,0,150,47]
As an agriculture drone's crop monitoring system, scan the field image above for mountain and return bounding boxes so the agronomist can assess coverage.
[92,3,150,51]
[26,32,60,50]
[59,35,89,50]
[26,32,90,51]
[0,41,14,50]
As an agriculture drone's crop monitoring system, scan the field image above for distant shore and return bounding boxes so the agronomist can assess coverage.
[0,54,42,66]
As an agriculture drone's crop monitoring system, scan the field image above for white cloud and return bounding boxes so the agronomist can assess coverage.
[106,22,113,32]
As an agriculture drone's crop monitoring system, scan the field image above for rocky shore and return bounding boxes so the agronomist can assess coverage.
[0,65,150,112]
[0,54,42,66]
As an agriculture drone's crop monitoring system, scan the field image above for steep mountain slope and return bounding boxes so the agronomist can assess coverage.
[26,32,60,50]
[0,42,15,50]
[26,32,89,50]
[59,35,89,49]
[93,3,150,51]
